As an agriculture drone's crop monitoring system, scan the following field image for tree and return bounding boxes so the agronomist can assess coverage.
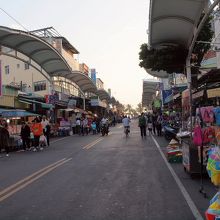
[136,102,144,114]
[192,14,214,67]
[125,104,133,115]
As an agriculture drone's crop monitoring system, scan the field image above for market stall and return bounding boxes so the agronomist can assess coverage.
[0,109,39,150]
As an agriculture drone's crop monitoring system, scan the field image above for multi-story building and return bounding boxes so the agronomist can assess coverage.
[0,27,86,110]
[96,78,104,90]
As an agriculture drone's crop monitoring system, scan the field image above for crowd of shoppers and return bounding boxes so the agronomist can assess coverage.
[138,112,163,138]
[0,115,51,157]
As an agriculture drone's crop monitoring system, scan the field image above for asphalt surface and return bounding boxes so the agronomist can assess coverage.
[0,120,212,220]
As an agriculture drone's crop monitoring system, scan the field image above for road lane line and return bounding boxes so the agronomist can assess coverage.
[151,135,204,220]
[0,158,72,202]
[0,158,68,198]
[85,138,103,149]
[83,137,103,149]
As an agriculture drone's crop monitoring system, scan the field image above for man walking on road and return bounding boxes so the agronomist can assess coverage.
[138,113,146,138]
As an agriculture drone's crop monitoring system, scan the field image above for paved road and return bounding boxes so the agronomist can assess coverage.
[0,121,203,220]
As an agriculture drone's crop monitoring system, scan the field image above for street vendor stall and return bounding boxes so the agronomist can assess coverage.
[0,109,39,150]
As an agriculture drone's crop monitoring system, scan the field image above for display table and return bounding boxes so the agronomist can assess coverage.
[9,135,22,150]
[181,137,206,176]
[58,127,70,136]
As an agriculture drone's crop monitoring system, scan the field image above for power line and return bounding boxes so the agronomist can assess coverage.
[0,7,29,32]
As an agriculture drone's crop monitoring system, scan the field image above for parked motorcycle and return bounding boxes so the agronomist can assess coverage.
[101,124,109,136]
[163,122,180,141]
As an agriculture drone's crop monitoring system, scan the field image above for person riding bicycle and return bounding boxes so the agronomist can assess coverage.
[122,115,130,134]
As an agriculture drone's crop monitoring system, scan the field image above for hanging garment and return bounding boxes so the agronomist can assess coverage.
[201,106,214,124]
[214,126,220,145]
[214,107,220,126]
[203,127,215,144]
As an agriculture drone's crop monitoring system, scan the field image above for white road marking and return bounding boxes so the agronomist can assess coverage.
[151,135,204,220]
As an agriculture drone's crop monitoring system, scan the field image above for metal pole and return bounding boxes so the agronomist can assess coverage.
[83,97,86,111]
[186,58,193,139]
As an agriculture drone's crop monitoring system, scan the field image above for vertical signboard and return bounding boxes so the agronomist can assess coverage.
[0,60,2,97]
[90,68,97,84]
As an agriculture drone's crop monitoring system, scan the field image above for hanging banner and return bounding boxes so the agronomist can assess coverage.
[162,90,173,104]
[207,88,220,98]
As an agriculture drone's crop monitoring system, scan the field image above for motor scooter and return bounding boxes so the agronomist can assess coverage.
[101,124,109,136]
[163,122,180,141]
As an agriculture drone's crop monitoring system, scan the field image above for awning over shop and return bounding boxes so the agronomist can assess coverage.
[18,98,53,109]
[0,26,97,94]
[61,71,97,93]
[148,0,207,77]
[96,89,111,102]
[142,79,159,106]
[0,109,39,118]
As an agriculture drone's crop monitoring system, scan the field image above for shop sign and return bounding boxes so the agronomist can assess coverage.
[59,93,69,102]
[192,90,204,99]
[90,99,106,108]
[45,94,59,104]
[162,90,173,104]
[68,99,76,108]
[207,88,220,98]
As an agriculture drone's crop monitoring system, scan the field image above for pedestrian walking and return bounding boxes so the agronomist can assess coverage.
[156,114,163,136]
[20,121,31,150]
[147,117,153,135]
[152,112,157,135]
[0,120,10,157]
[138,113,146,138]
[76,118,81,135]
[41,116,50,146]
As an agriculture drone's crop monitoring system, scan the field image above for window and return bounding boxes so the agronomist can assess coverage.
[34,81,46,91]
[5,65,9,74]
[24,63,29,70]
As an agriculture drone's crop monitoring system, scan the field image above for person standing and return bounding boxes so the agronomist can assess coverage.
[156,114,163,136]
[82,117,88,136]
[32,118,43,151]
[152,112,157,135]
[20,121,31,150]
[76,118,81,135]
[138,113,146,138]
[41,116,50,146]
[0,120,10,157]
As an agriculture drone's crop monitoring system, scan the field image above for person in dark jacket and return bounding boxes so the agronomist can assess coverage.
[0,120,10,157]
[138,113,147,138]
[20,121,31,150]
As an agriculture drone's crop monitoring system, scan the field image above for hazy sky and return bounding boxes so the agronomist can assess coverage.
[0,0,151,107]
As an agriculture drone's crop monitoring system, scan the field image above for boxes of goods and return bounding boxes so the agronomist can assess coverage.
[167,139,182,163]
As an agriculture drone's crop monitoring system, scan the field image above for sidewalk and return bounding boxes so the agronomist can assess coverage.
[153,135,217,217]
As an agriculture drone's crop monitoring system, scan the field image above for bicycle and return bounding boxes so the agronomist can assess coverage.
[124,126,130,138]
